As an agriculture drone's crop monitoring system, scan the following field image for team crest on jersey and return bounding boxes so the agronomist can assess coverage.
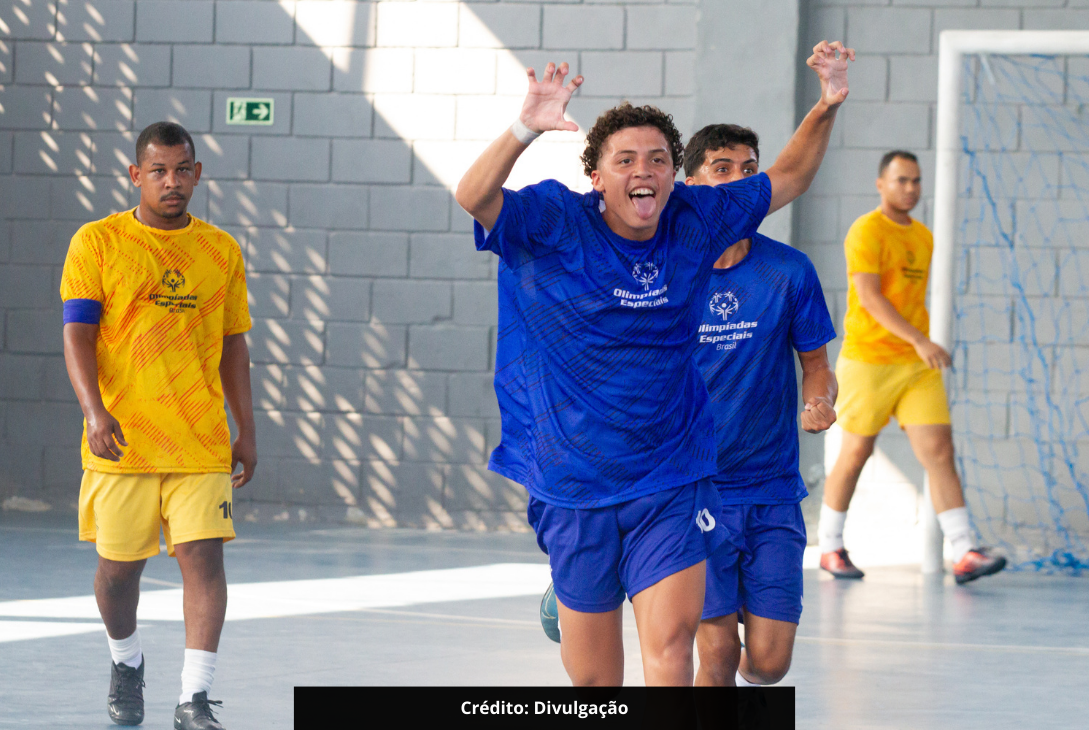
[632,262,659,291]
[906,251,916,265]
[151,268,197,314]
[709,290,739,321]
[162,268,186,292]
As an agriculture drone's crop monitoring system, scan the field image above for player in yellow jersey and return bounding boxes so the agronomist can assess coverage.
[816,151,1005,585]
[61,122,255,730]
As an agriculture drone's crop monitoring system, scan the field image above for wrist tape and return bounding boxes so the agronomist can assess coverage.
[511,119,542,145]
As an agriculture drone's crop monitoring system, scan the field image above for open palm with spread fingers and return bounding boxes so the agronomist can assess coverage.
[520,62,583,134]
[807,40,855,108]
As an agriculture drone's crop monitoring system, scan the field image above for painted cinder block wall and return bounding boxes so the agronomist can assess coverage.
[793,1,1089,530]
[0,0,800,528]
[6,0,1068,530]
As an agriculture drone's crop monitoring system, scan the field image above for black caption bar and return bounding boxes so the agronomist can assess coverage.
[294,686,794,729]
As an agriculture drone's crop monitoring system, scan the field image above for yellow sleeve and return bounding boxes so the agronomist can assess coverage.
[223,235,252,336]
[60,224,105,303]
[844,217,882,275]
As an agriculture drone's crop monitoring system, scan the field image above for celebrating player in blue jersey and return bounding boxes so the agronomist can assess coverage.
[683,124,838,688]
[456,41,853,686]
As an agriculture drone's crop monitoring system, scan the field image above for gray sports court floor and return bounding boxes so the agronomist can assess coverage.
[2,511,1086,729]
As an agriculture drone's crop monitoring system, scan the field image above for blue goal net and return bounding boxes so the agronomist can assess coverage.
[955,53,1089,572]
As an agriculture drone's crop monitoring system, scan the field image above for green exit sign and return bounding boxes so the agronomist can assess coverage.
[226,98,274,125]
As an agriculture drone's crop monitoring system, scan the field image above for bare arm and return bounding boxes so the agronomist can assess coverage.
[765,41,855,214]
[63,322,127,461]
[220,333,257,489]
[853,272,951,369]
[455,132,531,232]
[454,62,583,231]
[798,345,838,434]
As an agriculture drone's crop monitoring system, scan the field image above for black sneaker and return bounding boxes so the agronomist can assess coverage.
[174,691,225,730]
[107,658,145,726]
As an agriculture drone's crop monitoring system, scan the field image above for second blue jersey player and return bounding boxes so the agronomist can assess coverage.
[457,41,853,686]
[685,125,839,688]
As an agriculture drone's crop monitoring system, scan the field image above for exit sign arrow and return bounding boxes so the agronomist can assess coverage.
[226,98,274,126]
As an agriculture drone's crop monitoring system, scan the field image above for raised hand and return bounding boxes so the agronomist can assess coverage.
[807,40,855,108]
[519,62,583,134]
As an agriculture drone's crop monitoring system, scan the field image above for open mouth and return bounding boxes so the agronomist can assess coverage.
[628,187,657,218]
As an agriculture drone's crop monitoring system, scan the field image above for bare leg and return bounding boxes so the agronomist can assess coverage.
[555,601,624,686]
[174,539,227,652]
[694,613,741,687]
[95,557,146,640]
[631,561,706,686]
[737,611,797,685]
[904,424,965,514]
[822,431,877,512]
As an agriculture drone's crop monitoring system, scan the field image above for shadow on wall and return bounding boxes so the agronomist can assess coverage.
[0,1,700,530]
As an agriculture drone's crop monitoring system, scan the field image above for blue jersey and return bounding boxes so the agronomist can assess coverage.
[477,174,772,509]
[694,233,836,504]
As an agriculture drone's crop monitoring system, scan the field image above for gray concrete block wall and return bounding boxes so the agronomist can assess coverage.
[7,0,1078,536]
[793,2,1089,556]
[0,0,718,529]
[795,2,1089,314]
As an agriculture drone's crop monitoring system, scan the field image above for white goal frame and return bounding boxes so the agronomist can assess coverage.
[927,30,1089,572]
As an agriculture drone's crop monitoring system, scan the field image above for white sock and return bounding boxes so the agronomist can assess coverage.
[107,629,142,669]
[818,503,847,553]
[179,649,217,705]
[937,506,974,562]
[735,670,760,687]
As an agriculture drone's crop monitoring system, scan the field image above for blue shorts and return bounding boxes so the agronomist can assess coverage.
[527,479,726,614]
[703,503,807,624]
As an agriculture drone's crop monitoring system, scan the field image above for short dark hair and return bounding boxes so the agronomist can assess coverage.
[878,150,918,177]
[580,102,684,178]
[135,122,196,165]
[683,124,761,177]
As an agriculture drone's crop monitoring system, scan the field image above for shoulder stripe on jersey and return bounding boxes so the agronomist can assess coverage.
[62,298,103,325]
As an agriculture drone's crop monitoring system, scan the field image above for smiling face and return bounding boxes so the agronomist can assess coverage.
[589,126,677,242]
[130,142,201,221]
[685,145,759,187]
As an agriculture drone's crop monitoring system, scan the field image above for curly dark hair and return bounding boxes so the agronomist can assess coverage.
[580,103,684,178]
[683,124,760,178]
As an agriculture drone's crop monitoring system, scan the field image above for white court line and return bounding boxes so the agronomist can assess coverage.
[795,635,1089,656]
[0,563,553,627]
[801,544,926,569]
[0,620,104,643]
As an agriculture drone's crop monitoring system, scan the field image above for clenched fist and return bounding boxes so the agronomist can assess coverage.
[801,397,836,434]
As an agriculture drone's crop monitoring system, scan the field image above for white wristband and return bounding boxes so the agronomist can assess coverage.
[511,119,541,145]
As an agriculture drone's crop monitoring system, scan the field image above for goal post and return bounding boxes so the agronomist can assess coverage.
[933,31,1089,353]
[931,31,1089,573]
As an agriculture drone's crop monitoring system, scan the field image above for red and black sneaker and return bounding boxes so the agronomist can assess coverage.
[953,547,1007,585]
[819,548,865,579]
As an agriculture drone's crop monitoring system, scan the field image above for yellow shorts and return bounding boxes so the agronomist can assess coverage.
[835,357,952,437]
[78,471,235,561]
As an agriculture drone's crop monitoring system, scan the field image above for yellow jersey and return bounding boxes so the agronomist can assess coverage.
[841,208,932,364]
[60,210,251,473]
